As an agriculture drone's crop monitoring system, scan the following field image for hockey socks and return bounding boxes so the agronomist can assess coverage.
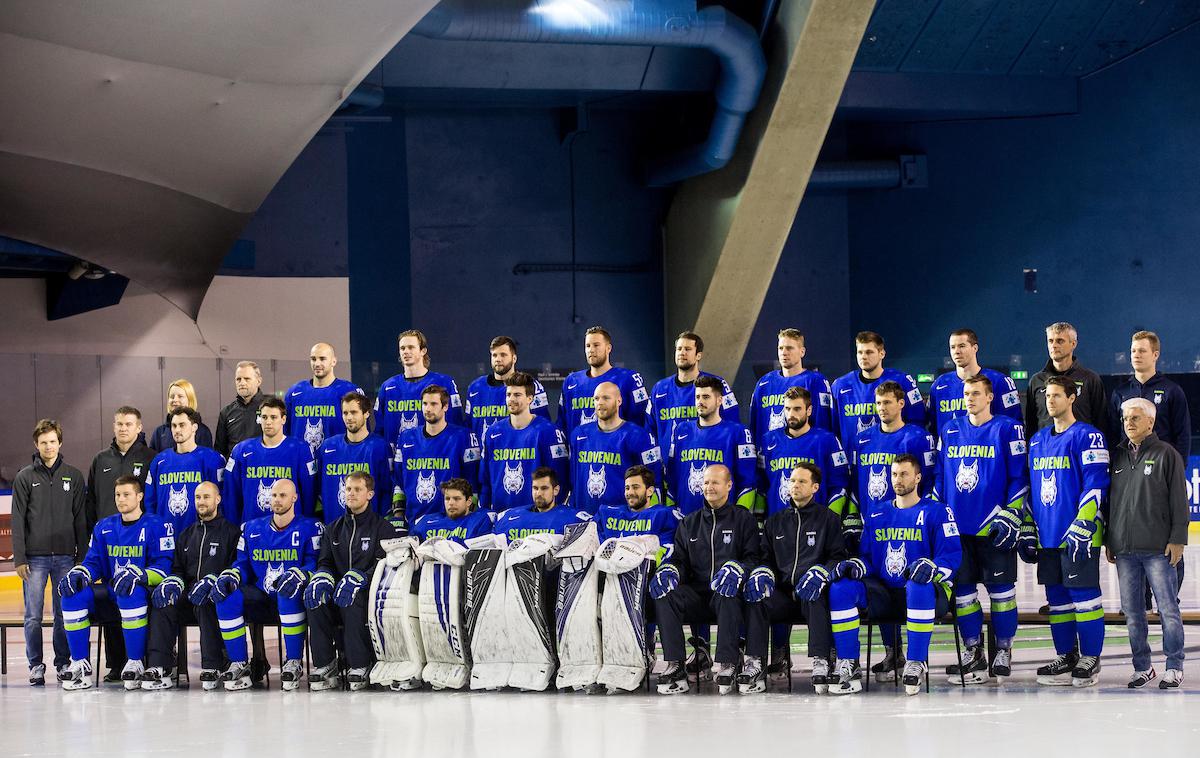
[62,584,150,662]
[829,579,864,661]
[955,583,1017,647]
[903,582,936,663]
[1045,585,1104,656]
[277,595,308,661]
[216,590,249,663]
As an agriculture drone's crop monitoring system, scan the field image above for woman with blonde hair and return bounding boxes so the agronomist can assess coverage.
[149,379,214,452]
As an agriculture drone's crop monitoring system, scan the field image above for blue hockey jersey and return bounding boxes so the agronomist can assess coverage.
[852,424,937,520]
[80,512,174,585]
[749,369,835,446]
[464,374,551,440]
[375,370,466,449]
[831,368,927,450]
[556,366,650,437]
[595,503,681,560]
[284,377,363,453]
[410,510,494,544]
[928,368,1021,439]
[314,433,395,522]
[479,416,570,513]
[760,427,850,517]
[1028,422,1110,548]
[493,504,590,542]
[570,420,662,515]
[394,425,481,522]
[933,415,1028,535]
[859,497,962,589]
[223,437,316,523]
[647,372,739,450]
[665,418,757,515]
[143,446,226,535]
[232,515,323,592]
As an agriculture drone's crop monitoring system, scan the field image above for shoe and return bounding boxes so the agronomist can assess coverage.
[249,658,269,689]
[199,669,222,692]
[1071,655,1101,688]
[685,637,713,681]
[902,660,928,696]
[280,659,303,692]
[1036,651,1079,686]
[61,659,95,691]
[811,656,831,695]
[121,660,145,691]
[829,659,863,695]
[140,666,175,691]
[656,661,689,695]
[873,645,905,683]
[347,667,370,692]
[309,662,341,692]
[103,668,124,684]
[990,648,1012,680]
[29,663,46,687]
[713,661,737,695]
[1127,668,1157,689]
[945,644,988,684]
[737,656,765,694]
[55,664,69,682]
[1159,669,1183,690]
[222,661,252,692]
[766,646,791,680]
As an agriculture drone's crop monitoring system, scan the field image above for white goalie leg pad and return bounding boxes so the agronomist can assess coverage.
[368,537,424,687]
[553,522,602,689]
[418,559,470,690]
[597,541,656,692]
[503,554,557,691]
[465,547,511,690]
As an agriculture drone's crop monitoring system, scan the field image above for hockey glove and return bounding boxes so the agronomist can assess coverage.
[111,564,146,596]
[906,557,939,585]
[833,558,866,581]
[1064,519,1097,562]
[57,566,91,597]
[188,574,217,605]
[274,567,308,600]
[211,568,241,602]
[988,509,1022,551]
[333,570,366,608]
[152,576,185,608]
[1017,522,1039,564]
[710,560,745,598]
[795,565,830,602]
[648,564,680,600]
[841,509,864,542]
[304,572,334,610]
[743,567,775,603]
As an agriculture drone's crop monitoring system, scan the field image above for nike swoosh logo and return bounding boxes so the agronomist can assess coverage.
[101,530,111,535]
[290,391,302,397]
[243,452,252,458]
[1114,469,1124,474]
[947,429,959,434]
[767,444,777,451]
[992,571,1004,577]
[566,383,577,390]
[249,534,260,539]
[839,389,852,395]
[31,483,40,487]
[678,435,688,440]
[402,444,415,448]
[1031,441,1040,446]
[775,535,784,540]
[1068,574,1078,579]
[689,537,698,542]
[103,468,113,473]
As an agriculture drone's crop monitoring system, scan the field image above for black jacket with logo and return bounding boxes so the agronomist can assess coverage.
[1107,434,1190,553]
[668,502,765,585]
[12,454,87,566]
[86,436,155,528]
[762,501,848,588]
[172,514,242,583]
[1025,357,1108,433]
[316,507,397,580]
[214,391,266,459]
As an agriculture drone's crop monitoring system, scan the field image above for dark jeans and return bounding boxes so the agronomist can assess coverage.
[21,555,73,669]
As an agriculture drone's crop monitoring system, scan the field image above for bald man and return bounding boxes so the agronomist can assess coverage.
[569,381,662,514]
[145,482,241,690]
[284,342,364,454]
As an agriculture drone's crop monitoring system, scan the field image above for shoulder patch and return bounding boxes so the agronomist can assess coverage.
[1001,390,1020,408]
[1082,449,1109,465]
[831,450,848,467]
[943,521,959,538]
[1009,440,1027,455]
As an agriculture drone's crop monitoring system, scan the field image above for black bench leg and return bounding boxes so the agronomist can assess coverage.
[864,622,872,693]
[2,625,7,675]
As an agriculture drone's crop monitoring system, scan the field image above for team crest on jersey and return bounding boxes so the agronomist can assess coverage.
[303,417,324,452]
[400,414,419,433]
[768,408,785,431]
[807,532,816,547]
[256,480,273,512]
[263,562,284,591]
[361,537,371,553]
[502,461,525,494]
[1040,472,1057,506]
[586,465,607,499]
[167,484,190,517]
[856,417,874,435]
[580,408,597,426]
[778,475,791,506]
[722,532,732,545]
[209,542,218,557]
[955,459,979,493]
[885,542,907,578]
[415,471,437,503]
[337,477,349,509]
[687,463,705,496]
[133,464,143,477]
[62,479,71,492]
[867,467,888,501]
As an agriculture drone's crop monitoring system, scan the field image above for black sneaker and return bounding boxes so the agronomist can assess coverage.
[1127,668,1157,689]
[103,668,124,684]
[656,661,689,695]
[872,645,905,683]
[685,637,713,681]
[766,647,791,679]
[1158,670,1183,689]
[249,658,269,689]
[29,664,46,687]
[1036,651,1079,686]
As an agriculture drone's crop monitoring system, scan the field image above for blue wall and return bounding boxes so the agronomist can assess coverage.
[843,25,1200,379]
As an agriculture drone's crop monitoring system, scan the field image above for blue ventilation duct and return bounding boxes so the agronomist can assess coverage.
[411,0,767,186]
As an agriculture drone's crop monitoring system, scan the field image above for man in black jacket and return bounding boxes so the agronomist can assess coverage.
[1026,322,1108,433]
[12,419,88,686]
[215,361,266,458]
[651,464,765,696]
[304,470,397,691]
[755,463,848,693]
[144,482,241,690]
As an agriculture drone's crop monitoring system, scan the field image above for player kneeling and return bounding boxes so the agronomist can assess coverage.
[651,465,765,695]
[827,456,961,696]
[58,477,173,690]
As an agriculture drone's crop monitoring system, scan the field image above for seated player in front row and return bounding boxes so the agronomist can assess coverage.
[410,478,492,545]
[492,467,589,543]
[827,455,962,696]
[58,476,174,690]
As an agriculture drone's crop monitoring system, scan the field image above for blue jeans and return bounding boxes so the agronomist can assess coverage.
[22,555,74,669]
[1116,552,1185,672]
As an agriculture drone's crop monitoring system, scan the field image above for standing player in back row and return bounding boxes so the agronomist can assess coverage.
[928,329,1021,439]
[750,328,834,449]
[284,343,363,454]
[375,329,465,450]
[831,331,925,451]
[557,326,650,437]
[647,331,739,449]
[464,336,551,440]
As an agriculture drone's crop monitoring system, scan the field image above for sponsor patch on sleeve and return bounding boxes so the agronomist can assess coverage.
[550,444,569,459]
[738,444,756,459]
[160,536,175,551]
[1082,448,1110,464]
[1002,390,1020,408]
[1010,440,1027,455]
[225,458,235,472]
[531,394,548,410]
[721,393,737,410]
[832,450,848,467]
[633,387,649,404]
[923,451,936,467]
[464,448,481,463]
[943,521,959,537]
[450,394,462,408]
[820,392,833,408]
[907,388,923,405]
[642,447,662,464]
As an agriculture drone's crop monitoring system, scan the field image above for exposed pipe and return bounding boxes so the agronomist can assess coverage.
[410,0,766,186]
[807,156,927,190]
[339,84,386,111]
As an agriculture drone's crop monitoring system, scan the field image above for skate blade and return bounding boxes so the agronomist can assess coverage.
[1071,676,1099,688]
[1036,675,1073,687]
[813,683,829,695]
